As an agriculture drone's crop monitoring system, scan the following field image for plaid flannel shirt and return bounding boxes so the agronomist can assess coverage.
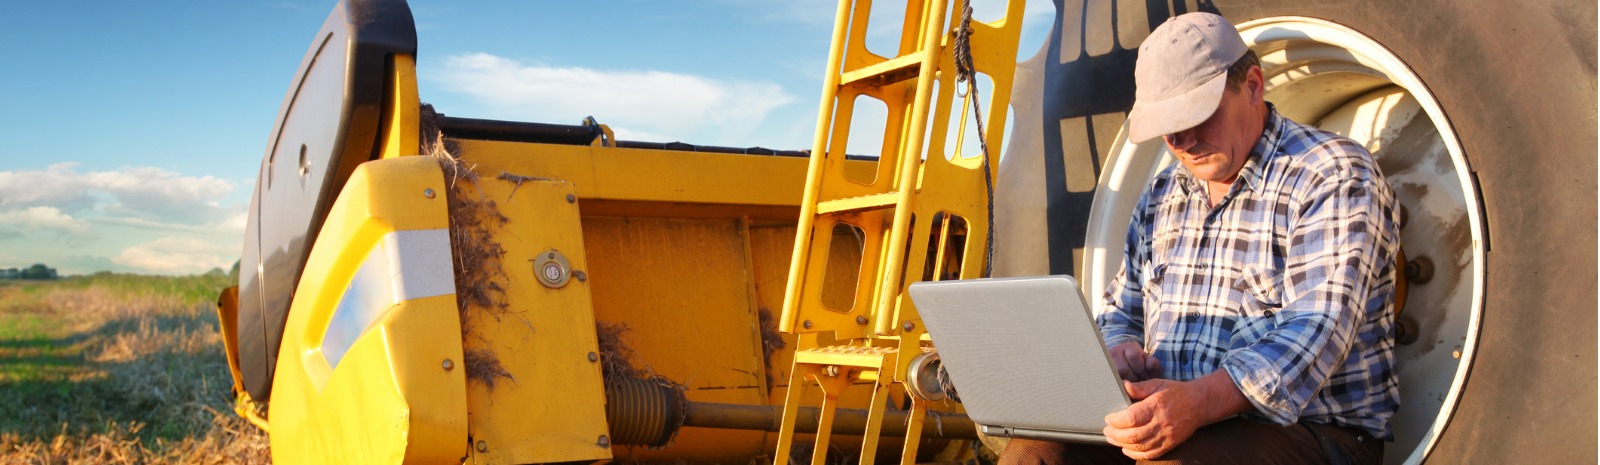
[1097,105,1402,440]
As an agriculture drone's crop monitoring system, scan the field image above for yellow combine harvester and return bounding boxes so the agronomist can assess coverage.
[215,0,1595,463]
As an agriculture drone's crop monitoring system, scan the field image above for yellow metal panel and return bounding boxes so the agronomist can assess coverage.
[215,286,246,398]
[380,54,420,159]
[454,139,812,207]
[581,216,769,462]
[452,177,612,464]
[269,156,468,464]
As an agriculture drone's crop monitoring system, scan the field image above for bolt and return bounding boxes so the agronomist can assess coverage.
[573,270,587,282]
[588,351,599,363]
[423,188,436,199]
[548,252,557,259]
[903,322,916,332]
[442,359,454,371]
[1405,256,1435,285]
[856,315,868,325]
[825,366,841,377]
[1395,317,1419,345]
[567,193,577,203]
[475,440,487,453]
[597,435,611,448]
[1451,346,1462,359]
[803,320,814,329]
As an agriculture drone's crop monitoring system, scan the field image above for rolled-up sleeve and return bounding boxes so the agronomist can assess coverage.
[1221,160,1391,425]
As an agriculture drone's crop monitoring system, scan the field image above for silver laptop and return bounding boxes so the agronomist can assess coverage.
[908,275,1130,444]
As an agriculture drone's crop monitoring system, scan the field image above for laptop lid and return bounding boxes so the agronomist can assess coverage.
[909,276,1130,442]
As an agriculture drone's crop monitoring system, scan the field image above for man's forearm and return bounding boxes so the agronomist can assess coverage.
[1193,370,1254,425]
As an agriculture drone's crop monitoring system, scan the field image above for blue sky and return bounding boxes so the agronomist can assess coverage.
[0,0,1052,276]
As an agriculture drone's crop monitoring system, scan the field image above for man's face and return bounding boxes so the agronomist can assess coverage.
[1163,67,1264,184]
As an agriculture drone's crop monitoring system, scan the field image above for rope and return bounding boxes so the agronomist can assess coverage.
[952,0,997,279]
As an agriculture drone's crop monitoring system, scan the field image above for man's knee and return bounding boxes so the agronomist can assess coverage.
[998,438,1129,465]
[998,438,1069,465]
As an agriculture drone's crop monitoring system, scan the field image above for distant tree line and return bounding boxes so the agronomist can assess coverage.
[0,264,59,280]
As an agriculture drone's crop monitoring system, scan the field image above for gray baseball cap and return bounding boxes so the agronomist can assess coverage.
[1128,12,1249,143]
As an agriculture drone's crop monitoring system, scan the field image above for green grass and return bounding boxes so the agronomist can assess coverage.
[0,273,268,463]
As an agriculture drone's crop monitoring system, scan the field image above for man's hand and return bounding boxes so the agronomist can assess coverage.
[1109,342,1161,382]
[1101,371,1253,460]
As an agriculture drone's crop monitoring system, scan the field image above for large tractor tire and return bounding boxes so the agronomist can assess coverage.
[996,0,1595,463]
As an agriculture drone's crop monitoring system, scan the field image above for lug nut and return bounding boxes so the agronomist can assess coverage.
[1394,317,1419,345]
[1405,256,1434,285]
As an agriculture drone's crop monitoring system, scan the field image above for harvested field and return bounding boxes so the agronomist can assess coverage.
[0,273,269,464]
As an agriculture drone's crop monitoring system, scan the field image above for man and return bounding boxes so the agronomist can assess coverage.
[999,12,1401,465]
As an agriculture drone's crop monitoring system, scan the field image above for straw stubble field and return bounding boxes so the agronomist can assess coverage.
[0,273,269,464]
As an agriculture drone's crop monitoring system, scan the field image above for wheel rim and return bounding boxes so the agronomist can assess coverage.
[1082,17,1486,465]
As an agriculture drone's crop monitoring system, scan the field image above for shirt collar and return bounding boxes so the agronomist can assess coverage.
[1170,103,1284,196]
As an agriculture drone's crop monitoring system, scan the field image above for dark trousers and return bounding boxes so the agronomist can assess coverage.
[997,419,1383,465]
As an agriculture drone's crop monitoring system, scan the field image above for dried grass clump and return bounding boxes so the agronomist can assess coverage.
[594,322,646,381]
[0,275,270,464]
[0,415,270,465]
[462,349,514,390]
[756,308,786,390]
[422,104,515,389]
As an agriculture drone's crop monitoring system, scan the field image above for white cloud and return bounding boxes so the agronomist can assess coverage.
[0,163,241,226]
[0,206,95,239]
[0,163,97,211]
[432,53,797,144]
[0,164,247,274]
[113,236,235,275]
[82,166,235,224]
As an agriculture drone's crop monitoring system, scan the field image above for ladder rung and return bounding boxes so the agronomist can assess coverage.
[839,54,922,88]
[817,192,899,214]
[795,345,898,368]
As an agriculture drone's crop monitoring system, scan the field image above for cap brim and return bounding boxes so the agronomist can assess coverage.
[1127,71,1229,144]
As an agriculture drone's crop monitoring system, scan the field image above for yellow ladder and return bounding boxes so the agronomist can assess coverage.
[774,0,1025,463]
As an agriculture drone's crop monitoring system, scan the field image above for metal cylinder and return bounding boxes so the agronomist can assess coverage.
[604,376,979,446]
[604,377,685,447]
[682,401,977,439]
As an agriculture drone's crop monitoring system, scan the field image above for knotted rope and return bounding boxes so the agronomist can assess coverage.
[951,0,997,279]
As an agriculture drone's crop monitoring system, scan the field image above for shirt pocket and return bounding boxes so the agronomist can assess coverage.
[1141,262,1168,312]
[1229,267,1284,347]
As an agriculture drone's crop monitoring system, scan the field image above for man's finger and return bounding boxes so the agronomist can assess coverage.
[1103,423,1153,446]
[1123,444,1172,461]
[1113,346,1138,381]
[1124,379,1166,400]
[1143,354,1161,377]
[1104,398,1152,428]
